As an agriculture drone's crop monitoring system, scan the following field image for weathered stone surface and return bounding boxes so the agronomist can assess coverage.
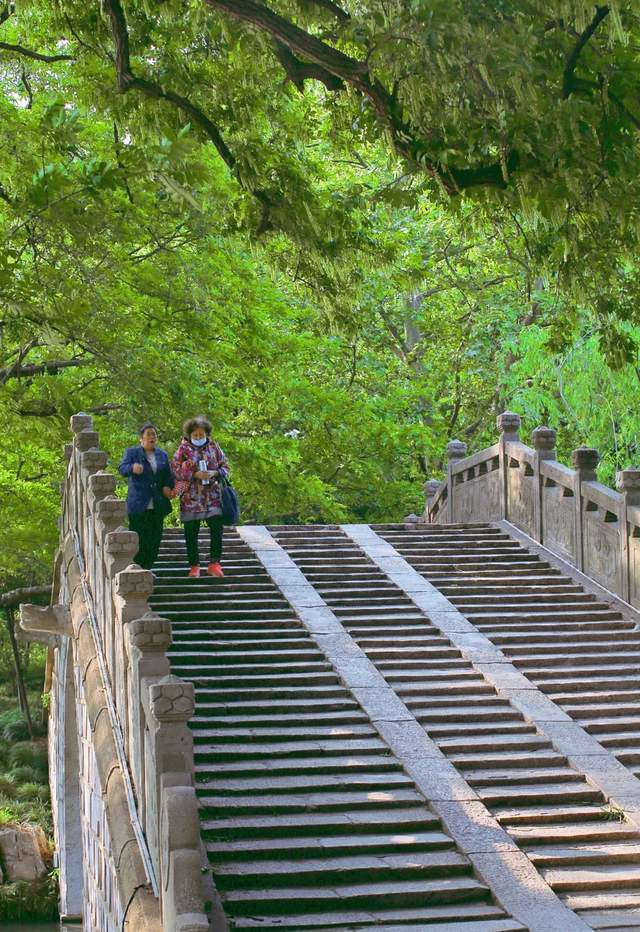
[116,564,154,600]
[447,439,468,461]
[572,445,599,478]
[497,411,521,440]
[149,675,195,722]
[74,429,100,452]
[532,426,557,459]
[129,612,172,652]
[0,824,49,881]
[19,602,71,638]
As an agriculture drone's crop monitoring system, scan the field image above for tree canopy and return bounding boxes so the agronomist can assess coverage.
[1,0,640,592]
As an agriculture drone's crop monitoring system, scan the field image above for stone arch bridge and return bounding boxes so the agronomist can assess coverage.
[19,411,640,931]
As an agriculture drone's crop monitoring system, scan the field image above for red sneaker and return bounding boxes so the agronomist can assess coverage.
[187,565,200,578]
[207,562,224,578]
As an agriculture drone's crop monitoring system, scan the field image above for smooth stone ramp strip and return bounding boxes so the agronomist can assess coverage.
[237,524,589,932]
[342,524,640,831]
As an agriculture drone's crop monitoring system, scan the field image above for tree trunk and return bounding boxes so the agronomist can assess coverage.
[6,607,33,739]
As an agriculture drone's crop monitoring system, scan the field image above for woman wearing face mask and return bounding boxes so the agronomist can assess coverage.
[118,422,175,570]
[172,416,230,578]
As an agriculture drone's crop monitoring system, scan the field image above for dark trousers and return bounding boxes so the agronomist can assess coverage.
[184,515,224,566]
[129,509,165,569]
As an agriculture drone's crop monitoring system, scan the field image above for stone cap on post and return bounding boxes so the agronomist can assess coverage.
[70,412,93,435]
[106,530,139,576]
[447,440,468,462]
[88,472,118,511]
[497,411,521,442]
[129,612,172,654]
[96,497,128,539]
[572,446,599,481]
[617,467,640,506]
[115,565,154,618]
[532,426,557,461]
[80,449,109,480]
[424,479,441,502]
[149,675,195,724]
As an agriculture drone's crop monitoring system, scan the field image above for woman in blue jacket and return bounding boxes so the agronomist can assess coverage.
[118,422,175,570]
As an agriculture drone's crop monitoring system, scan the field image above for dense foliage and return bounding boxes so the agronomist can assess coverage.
[0,0,639,594]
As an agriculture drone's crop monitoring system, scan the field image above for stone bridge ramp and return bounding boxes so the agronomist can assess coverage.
[151,523,640,931]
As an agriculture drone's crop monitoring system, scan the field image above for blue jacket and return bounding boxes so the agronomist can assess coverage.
[118,446,175,517]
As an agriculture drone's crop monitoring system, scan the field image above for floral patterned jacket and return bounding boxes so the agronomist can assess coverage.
[172,438,229,520]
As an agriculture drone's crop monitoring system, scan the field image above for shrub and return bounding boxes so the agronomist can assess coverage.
[10,765,45,786]
[0,776,17,799]
[0,709,30,743]
[0,873,59,922]
[9,741,48,777]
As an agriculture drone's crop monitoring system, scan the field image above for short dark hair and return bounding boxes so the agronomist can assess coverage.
[183,416,212,438]
[138,421,158,437]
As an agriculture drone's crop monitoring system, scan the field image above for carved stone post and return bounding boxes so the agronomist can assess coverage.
[531,426,557,544]
[616,467,640,604]
[572,447,599,573]
[126,613,171,828]
[446,440,467,523]
[113,566,155,747]
[497,412,521,522]
[424,479,441,524]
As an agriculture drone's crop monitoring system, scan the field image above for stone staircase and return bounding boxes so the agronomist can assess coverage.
[151,529,521,931]
[149,522,640,931]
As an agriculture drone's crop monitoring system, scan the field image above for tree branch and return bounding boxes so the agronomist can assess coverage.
[0,585,51,608]
[302,0,349,23]
[274,39,344,91]
[562,5,609,98]
[0,357,90,384]
[0,41,74,62]
[102,0,236,170]
[204,0,512,193]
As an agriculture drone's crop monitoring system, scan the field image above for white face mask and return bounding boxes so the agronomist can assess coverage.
[191,436,207,447]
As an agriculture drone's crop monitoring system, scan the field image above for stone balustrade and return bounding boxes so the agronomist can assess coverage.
[424,411,640,608]
[19,414,211,931]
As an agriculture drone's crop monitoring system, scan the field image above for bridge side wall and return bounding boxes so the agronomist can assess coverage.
[424,413,640,607]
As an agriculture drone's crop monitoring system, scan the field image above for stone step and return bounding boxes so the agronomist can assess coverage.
[477,783,602,808]
[221,876,491,916]
[232,911,523,931]
[191,711,369,728]
[510,822,640,845]
[494,805,609,826]
[449,750,568,770]
[195,698,361,716]
[527,843,640,868]
[542,865,640,892]
[436,734,548,754]
[197,789,427,816]
[193,685,348,702]
[198,772,414,794]
[212,850,471,889]
[196,756,400,778]
[201,807,442,839]
[191,725,377,743]
[562,890,640,911]
[193,739,389,762]
[206,830,455,860]
[412,707,522,724]
[170,650,325,665]
[465,767,584,787]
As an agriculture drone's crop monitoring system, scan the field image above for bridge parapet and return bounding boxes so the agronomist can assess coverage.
[20,414,211,931]
[426,411,640,609]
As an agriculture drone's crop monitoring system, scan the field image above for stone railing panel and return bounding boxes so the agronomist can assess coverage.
[424,411,640,610]
[19,412,211,931]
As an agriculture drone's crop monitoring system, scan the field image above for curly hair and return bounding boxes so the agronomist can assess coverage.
[183,415,212,438]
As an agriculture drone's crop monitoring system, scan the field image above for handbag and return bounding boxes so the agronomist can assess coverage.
[219,474,240,526]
